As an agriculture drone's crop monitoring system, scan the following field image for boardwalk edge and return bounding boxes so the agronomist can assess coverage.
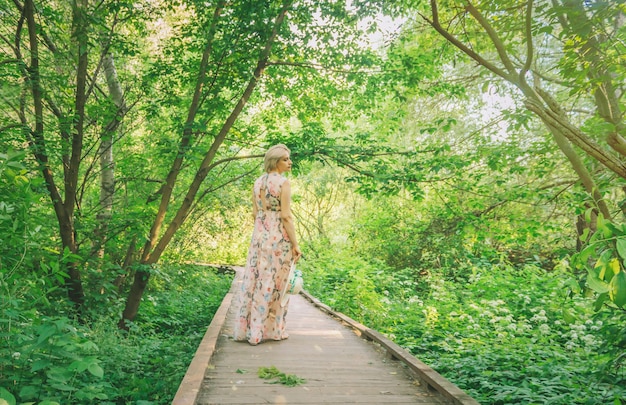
[171,276,237,405]
[300,289,481,405]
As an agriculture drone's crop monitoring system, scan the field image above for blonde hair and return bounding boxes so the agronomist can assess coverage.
[264,144,290,173]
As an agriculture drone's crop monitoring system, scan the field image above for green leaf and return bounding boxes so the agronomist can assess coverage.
[258,366,281,379]
[594,249,613,269]
[50,383,74,392]
[279,373,307,387]
[599,257,619,282]
[576,243,597,265]
[586,269,609,294]
[564,277,580,294]
[562,308,576,324]
[88,363,104,378]
[616,237,626,261]
[609,271,626,308]
[594,250,615,281]
[593,292,610,311]
[31,359,52,372]
[0,388,16,405]
[68,360,89,373]
[584,207,594,223]
[18,385,37,400]
[579,227,589,242]
[36,324,58,345]
[606,222,626,236]
[257,366,305,387]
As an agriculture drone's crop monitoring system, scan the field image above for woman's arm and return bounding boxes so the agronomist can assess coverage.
[251,189,258,220]
[280,179,302,262]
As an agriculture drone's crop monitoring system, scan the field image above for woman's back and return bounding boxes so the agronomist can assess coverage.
[255,173,286,213]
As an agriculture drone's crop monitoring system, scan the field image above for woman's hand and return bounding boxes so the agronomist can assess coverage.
[292,245,302,263]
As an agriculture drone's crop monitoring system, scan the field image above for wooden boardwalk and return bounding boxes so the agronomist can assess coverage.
[172,271,480,405]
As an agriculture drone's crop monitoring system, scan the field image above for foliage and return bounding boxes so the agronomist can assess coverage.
[569,215,626,376]
[301,249,626,404]
[302,252,391,327]
[0,0,397,324]
[411,0,626,221]
[2,317,108,403]
[0,264,232,404]
[0,151,55,283]
[257,366,306,387]
[165,190,253,265]
[570,215,626,311]
[1,0,625,403]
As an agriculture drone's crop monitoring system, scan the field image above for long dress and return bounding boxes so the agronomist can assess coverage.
[233,172,293,345]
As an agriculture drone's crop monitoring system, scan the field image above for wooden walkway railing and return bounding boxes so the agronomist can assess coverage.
[172,270,480,405]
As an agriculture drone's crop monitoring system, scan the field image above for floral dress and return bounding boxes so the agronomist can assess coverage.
[233,173,293,345]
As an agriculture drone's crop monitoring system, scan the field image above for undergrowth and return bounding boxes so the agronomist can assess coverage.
[0,264,233,405]
[300,252,626,404]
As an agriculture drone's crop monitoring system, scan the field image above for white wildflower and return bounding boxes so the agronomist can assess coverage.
[539,324,551,334]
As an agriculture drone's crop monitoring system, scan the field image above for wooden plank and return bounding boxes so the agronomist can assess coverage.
[299,290,481,405]
[196,290,457,404]
[175,268,479,405]
[202,392,441,405]
[364,329,479,405]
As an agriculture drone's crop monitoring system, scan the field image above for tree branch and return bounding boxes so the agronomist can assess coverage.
[191,166,259,215]
[0,123,24,133]
[520,0,534,81]
[420,0,510,80]
[527,88,626,179]
[464,1,518,77]
[147,0,294,264]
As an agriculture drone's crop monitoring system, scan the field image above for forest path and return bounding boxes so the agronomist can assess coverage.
[172,268,479,405]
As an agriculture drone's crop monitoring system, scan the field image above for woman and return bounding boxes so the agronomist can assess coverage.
[233,144,302,345]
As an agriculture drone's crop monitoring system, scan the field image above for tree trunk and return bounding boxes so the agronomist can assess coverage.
[621,187,626,219]
[576,210,597,251]
[23,0,86,309]
[93,52,127,261]
[114,235,137,290]
[529,106,612,220]
[558,0,626,157]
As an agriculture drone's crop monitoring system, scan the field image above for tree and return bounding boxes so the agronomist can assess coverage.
[1,0,390,323]
[118,0,397,326]
[415,0,625,221]
[407,0,626,309]
[12,0,92,309]
[92,52,127,261]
